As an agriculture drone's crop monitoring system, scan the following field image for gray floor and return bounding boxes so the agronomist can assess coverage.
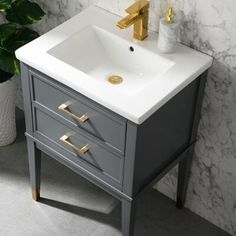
[0,109,231,236]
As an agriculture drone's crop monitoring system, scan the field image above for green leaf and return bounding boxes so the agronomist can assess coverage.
[0,23,18,45]
[2,27,39,53]
[0,26,39,76]
[6,0,45,25]
[0,47,20,74]
[0,69,13,83]
[0,0,13,12]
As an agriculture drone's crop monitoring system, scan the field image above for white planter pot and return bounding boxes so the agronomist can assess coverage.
[0,76,17,146]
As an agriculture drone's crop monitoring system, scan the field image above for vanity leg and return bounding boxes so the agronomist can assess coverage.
[176,148,194,209]
[122,198,137,236]
[27,139,41,201]
[176,73,207,209]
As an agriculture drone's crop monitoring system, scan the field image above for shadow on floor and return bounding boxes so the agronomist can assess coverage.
[37,189,231,236]
[39,197,121,230]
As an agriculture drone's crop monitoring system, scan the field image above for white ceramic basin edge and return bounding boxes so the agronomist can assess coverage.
[16,6,213,124]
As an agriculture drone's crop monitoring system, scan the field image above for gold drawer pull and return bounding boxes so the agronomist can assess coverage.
[60,135,89,154]
[58,104,89,123]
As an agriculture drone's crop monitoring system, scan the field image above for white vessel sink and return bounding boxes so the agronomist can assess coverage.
[16,6,213,124]
[48,25,174,95]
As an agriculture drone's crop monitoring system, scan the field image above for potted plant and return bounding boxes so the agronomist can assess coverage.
[0,0,45,146]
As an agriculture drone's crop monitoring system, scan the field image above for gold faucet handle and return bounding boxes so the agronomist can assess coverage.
[125,0,149,14]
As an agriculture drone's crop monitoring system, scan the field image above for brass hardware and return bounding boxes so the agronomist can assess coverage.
[165,5,174,24]
[117,13,139,29]
[58,103,89,123]
[32,189,40,201]
[60,135,89,154]
[107,75,123,85]
[117,0,149,41]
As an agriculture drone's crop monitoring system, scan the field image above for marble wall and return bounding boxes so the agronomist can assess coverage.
[29,0,236,235]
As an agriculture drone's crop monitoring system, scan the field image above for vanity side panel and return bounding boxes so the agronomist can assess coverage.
[20,63,34,135]
[132,78,200,196]
[122,122,138,196]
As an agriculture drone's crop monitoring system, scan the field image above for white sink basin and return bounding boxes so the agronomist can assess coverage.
[48,25,174,96]
[15,6,213,124]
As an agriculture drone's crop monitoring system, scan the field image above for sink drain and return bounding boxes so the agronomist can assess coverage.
[107,75,123,85]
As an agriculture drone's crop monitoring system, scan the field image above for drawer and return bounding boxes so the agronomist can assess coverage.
[30,70,126,154]
[34,109,124,185]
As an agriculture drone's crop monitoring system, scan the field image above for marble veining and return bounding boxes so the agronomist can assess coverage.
[21,0,236,235]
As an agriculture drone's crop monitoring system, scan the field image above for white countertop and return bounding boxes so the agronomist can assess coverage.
[16,6,213,124]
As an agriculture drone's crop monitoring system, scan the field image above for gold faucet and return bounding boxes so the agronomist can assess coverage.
[116,0,149,41]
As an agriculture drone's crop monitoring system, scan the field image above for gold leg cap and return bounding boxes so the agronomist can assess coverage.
[32,189,40,201]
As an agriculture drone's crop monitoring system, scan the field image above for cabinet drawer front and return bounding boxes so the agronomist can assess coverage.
[30,71,126,154]
[35,109,123,184]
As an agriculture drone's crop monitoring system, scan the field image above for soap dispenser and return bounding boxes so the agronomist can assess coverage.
[158,4,180,53]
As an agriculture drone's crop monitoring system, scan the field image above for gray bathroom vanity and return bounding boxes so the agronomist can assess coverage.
[16,6,213,236]
[21,63,207,236]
